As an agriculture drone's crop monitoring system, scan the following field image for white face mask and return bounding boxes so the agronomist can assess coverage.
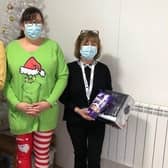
[24,23,42,40]
[80,45,97,60]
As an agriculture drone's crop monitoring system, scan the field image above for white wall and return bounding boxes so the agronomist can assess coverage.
[45,0,168,106]
[44,0,168,167]
[118,0,168,106]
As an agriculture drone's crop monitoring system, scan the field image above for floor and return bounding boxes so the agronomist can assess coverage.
[55,161,132,168]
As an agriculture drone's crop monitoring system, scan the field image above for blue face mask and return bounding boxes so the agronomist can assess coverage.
[24,23,42,40]
[80,45,97,60]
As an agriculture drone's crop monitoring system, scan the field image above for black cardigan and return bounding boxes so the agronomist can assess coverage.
[59,61,112,123]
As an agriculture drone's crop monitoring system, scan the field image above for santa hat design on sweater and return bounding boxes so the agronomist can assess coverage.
[20,57,45,77]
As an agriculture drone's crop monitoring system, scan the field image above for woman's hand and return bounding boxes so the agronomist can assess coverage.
[32,101,51,113]
[16,101,51,116]
[16,102,40,116]
[74,107,94,121]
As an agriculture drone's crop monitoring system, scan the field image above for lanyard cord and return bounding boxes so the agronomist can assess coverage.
[79,61,96,101]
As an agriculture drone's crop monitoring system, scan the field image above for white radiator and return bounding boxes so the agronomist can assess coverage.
[102,102,168,168]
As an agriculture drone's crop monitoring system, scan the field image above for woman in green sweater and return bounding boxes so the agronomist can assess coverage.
[4,7,68,168]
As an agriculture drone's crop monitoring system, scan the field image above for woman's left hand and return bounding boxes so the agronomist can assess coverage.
[32,101,51,113]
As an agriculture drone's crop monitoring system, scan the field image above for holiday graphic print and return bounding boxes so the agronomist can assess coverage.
[20,57,46,83]
[18,144,30,153]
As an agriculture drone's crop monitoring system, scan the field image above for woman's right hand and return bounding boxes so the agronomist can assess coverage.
[16,102,40,116]
[74,107,94,121]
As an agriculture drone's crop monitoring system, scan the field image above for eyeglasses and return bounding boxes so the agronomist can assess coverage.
[24,23,42,28]
[80,30,99,35]
[25,19,43,25]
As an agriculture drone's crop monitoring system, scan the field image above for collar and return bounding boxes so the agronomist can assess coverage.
[78,60,97,68]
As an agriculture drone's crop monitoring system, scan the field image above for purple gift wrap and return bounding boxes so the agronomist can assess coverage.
[87,92,113,119]
[97,90,134,128]
[88,90,134,128]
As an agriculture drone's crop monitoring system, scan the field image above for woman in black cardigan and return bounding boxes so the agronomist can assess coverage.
[60,30,112,168]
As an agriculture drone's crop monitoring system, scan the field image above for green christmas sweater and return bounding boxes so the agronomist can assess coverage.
[5,39,69,134]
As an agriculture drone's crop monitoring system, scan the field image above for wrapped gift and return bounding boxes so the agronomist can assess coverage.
[88,90,134,128]
[87,91,113,119]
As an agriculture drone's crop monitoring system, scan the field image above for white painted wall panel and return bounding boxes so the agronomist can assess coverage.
[133,112,147,168]
[116,127,127,164]
[107,127,118,161]
[124,111,138,167]
[163,121,168,168]
[142,115,157,168]
[152,116,167,168]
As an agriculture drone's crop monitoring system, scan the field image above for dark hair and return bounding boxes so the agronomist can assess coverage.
[74,30,101,60]
[18,6,44,39]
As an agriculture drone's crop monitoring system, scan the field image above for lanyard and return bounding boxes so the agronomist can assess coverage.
[79,61,96,101]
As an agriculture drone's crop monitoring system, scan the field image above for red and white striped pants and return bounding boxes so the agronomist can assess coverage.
[16,130,53,168]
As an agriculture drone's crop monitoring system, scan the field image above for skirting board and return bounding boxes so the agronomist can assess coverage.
[101,159,132,168]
